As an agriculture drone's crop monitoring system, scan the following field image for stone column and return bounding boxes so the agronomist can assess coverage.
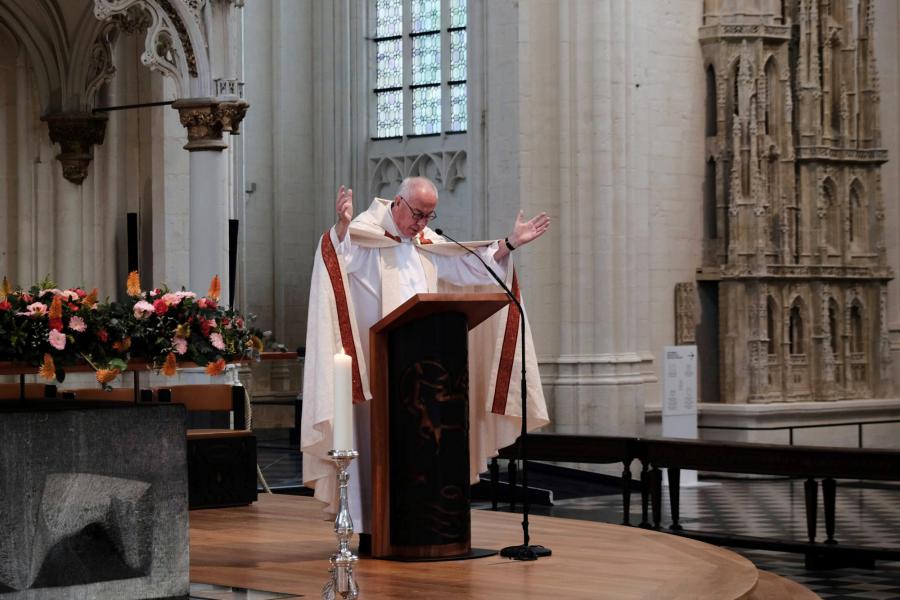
[41,112,108,287]
[515,0,656,441]
[15,52,33,283]
[172,97,248,296]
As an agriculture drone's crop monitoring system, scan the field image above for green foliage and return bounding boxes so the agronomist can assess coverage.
[0,278,257,385]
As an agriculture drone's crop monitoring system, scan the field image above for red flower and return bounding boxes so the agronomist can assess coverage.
[68,302,79,311]
[199,317,212,337]
[0,300,11,311]
[74,288,87,298]
[48,318,63,332]
[21,293,32,303]
[153,298,168,316]
[97,328,109,342]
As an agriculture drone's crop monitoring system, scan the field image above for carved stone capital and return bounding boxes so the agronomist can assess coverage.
[172,97,251,150]
[217,99,250,135]
[172,98,227,151]
[41,112,108,185]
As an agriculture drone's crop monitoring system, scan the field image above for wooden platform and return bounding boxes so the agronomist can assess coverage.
[189,494,820,599]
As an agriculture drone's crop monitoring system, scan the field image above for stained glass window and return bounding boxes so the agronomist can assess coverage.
[376,90,403,138]
[376,0,402,37]
[449,29,466,81]
[376,39,403,89]
[412,86,441,135]
[373,0,467,138]
[449,83,466,132]
[412,34,441,85]
[449,0,466,28]
[411,0,440,33]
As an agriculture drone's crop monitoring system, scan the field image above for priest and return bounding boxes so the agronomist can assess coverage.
[301,177,551,539]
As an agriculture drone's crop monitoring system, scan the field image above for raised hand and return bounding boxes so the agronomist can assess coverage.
[335,185,353,241]
[508,210,551,248]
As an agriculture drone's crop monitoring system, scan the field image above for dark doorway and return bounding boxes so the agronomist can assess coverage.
[697,281,720,403]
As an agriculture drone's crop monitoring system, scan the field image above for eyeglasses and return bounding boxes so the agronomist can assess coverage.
[399,196,437,222]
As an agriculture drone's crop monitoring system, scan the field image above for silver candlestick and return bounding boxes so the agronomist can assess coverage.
[322,449,360,600]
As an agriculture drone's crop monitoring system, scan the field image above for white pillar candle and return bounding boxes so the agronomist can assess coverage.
[333,350,353,451]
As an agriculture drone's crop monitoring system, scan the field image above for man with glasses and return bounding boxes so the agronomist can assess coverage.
[301,176,551,549]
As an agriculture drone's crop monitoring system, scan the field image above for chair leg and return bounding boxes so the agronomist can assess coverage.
[639,461,651,529]
[651,467,663,530]
[621,461,632,526]
[668,467,682,531]
[823,477,837,544]
[804,477,818,543]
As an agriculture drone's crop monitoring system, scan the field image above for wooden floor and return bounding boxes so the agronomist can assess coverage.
[189,494,807,600]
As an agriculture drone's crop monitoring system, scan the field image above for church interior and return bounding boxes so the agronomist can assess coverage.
[1,0,899,598]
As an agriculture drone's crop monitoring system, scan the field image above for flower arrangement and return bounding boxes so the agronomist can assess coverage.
[0,273,261,388]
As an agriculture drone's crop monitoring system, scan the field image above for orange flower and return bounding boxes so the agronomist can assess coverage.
[49,295,63,320]
[0,276,10,301]
[83,288,99,308]
[38,354,55,381]
[207,275,221,302]
[205,358,226,376]
[127,271,142,297]
[248,335,264,353]
[162,352,178,377]
[95,368,120,385]
[112,337,131,352]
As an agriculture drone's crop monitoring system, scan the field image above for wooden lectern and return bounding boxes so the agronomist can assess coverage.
[369,293,509,559]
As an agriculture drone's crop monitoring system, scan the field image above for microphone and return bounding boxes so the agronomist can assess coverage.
[433,228,523,314]
[434,228,549,559]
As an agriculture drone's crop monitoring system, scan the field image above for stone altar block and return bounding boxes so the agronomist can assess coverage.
[0,402,189,599]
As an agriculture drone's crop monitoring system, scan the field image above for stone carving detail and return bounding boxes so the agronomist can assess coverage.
[84,23,119,102]
[94,0,199,95]
[185,0,207,24]
[171,98,249,151]
[674,282,697,345]
[110,4,153,33]
[369,151,467,199]
[698,0,892,402]
[216,78,245,98]
[41,113,109,185]
[217,100,249,135]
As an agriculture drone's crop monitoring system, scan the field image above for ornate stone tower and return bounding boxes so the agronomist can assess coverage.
[696,0,891,403]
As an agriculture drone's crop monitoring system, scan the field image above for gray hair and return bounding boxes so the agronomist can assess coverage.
[396,176,438,201]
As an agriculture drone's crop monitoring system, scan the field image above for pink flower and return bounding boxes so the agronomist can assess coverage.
[133,300,155,319]
[161,292,183,306]
[23,302,48,316]
[48,329,66,350]
[210,332,225,351]
[173,336,188,355]
[69,316,87,332]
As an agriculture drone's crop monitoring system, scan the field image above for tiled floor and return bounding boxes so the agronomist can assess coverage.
[252,436,900,600]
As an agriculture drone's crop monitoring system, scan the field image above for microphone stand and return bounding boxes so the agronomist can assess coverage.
[434,229,551,561]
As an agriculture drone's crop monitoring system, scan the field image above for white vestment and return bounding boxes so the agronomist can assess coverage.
[301,198,549,531]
